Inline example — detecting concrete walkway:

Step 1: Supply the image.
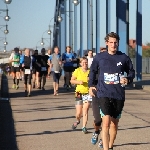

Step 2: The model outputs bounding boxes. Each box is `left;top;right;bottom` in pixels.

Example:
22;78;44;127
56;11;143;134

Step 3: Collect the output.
1;75;150;150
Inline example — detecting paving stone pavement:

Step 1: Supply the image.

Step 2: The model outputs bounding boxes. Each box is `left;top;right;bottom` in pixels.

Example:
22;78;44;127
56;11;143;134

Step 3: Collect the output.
4;76;150;150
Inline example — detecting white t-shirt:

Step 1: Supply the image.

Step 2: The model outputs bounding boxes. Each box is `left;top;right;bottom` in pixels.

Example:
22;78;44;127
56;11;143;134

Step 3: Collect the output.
87;56;93;69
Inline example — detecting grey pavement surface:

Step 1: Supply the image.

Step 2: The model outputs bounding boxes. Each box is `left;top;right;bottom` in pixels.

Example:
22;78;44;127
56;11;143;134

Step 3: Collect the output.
1;75;150;150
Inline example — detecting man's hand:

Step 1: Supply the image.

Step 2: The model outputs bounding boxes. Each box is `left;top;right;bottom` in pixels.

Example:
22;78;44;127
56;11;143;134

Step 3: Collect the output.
89;87;97;97
120;77;128;85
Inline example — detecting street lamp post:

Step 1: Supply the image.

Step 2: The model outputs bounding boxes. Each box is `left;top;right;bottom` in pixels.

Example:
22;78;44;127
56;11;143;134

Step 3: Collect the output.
47;25;52;49
0;24;9;34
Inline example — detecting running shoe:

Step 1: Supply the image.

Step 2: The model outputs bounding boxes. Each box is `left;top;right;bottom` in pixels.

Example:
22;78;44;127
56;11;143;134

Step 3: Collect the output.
12;84;16;89
98;139;103;149
91;131;99;145
82;127;88;134
28;93;31;97
16;85;19;90
33;84;35;88
25;90;28;97
72;121;80;130
42;87;45;90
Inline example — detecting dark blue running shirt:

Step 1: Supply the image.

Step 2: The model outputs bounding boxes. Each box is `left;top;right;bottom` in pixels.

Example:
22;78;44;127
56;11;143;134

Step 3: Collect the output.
88;51;135;100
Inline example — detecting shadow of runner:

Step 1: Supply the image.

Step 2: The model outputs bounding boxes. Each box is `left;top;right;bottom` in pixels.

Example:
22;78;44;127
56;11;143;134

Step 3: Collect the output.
0;74;18;150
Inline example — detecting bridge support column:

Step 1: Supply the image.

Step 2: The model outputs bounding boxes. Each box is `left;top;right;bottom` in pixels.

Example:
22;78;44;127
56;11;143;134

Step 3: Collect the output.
136;0;142;81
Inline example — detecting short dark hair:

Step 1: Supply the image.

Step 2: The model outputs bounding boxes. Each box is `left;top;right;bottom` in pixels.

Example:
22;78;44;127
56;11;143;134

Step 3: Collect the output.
41;48;45;51
66;46;71;49
104;32;120;42
14;47;19;51
88;49;93;53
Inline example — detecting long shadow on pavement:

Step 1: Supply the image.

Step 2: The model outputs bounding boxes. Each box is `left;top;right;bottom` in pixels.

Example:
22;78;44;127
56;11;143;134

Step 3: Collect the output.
0;75;18;150
16;128;93;137
9;87;74;98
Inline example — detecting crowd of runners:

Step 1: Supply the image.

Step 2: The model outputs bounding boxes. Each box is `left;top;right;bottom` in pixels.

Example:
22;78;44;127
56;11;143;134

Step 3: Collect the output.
8;32;135;150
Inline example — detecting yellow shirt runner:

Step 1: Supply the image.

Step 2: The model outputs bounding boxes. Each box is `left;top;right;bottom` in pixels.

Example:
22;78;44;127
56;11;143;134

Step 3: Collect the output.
72;67;90;94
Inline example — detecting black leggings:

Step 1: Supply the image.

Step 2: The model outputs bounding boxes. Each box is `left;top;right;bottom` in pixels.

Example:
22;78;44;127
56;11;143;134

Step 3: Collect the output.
24;74;32;85
92;96;102;126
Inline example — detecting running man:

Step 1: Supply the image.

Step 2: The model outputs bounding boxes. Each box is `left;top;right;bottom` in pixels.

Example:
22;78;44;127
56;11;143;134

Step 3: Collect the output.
62;46;76;90
89;32;135;150
9;47;20;89
21;48;33;96
71;57;92;134
48;46;62;95
37;48;49;90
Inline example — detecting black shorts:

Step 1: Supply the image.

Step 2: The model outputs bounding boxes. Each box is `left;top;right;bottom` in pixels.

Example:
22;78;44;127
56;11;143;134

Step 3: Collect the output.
35;67;41;73
32;68;36;74
39;71;47;77
99;97;125;119
11;66;20;73
92;96;102;126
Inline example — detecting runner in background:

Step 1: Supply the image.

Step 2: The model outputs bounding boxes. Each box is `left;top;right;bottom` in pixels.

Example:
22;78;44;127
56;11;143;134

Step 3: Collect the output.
46;49;52;78
19;50;24;81
9;47;20;89
87;50;94;69
37;48;49;90
32;50;39;88
62;46;76;90
21;48;33;97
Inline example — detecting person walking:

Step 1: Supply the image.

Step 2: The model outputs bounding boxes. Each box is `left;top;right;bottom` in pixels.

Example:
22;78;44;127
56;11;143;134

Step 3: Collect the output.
89;32;135;150
48;46;62;95
71;57;92;134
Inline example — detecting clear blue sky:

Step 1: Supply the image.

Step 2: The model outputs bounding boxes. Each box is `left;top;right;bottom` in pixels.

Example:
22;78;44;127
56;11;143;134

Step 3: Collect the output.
0;0;149;52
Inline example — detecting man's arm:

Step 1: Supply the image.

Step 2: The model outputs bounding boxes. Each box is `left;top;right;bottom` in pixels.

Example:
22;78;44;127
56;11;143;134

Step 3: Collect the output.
125;56;135;84
88;55;99;87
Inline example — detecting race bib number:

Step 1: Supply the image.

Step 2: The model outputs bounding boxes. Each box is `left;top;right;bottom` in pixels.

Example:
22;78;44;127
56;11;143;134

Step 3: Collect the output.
41;67;47;71
104;73;119;84
25;69;31;74
14;64;19;67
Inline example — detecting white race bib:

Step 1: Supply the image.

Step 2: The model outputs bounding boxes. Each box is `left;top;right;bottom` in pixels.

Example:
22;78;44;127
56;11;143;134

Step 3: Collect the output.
14;64;19;67
54;71;60;73
25;69;31;74
104;73;119;84
41;67;47;71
